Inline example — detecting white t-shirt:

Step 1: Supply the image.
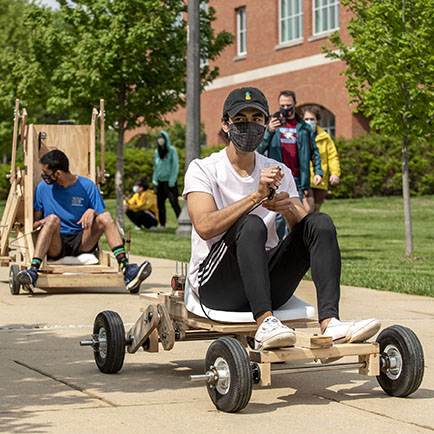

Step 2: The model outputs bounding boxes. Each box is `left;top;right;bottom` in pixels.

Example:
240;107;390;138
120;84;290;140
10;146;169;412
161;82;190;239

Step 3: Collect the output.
183;148;299;295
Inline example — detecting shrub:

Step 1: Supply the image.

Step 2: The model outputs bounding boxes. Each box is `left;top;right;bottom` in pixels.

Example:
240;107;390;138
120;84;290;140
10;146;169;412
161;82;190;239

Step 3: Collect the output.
331;134;434;198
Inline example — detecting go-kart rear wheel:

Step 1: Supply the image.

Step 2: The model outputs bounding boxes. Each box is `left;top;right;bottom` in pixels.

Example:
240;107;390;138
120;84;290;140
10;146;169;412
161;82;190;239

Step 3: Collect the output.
205;337;252;413
93;311;126;374
9;265;20;295
376;325;424;397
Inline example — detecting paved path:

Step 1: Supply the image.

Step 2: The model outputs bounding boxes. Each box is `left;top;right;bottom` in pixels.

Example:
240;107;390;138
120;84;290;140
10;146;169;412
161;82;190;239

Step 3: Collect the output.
0;256;433;433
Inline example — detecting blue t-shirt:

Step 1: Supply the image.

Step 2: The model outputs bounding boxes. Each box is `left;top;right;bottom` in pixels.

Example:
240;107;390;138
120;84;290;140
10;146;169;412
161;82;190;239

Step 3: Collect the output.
34;176;106;234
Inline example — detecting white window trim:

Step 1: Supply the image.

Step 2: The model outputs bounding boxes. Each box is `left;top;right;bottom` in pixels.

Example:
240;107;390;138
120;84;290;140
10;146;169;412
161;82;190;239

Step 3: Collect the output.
200;1;209;67
279;0;304;45
237;7;247;56
312;0;340;36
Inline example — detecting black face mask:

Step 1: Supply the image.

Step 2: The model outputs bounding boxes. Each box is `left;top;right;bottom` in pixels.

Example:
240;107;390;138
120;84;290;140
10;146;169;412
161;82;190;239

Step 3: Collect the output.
41;171;57;185
228;122;266;152
279;106;294;118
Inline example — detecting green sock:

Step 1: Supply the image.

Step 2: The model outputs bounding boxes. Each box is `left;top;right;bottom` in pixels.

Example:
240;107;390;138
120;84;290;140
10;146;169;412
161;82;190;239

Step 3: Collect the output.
112;245;129;273
30;258;42;271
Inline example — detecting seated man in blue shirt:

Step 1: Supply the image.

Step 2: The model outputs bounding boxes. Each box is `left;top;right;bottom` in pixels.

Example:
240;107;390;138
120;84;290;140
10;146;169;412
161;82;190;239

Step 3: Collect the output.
18;149;151;293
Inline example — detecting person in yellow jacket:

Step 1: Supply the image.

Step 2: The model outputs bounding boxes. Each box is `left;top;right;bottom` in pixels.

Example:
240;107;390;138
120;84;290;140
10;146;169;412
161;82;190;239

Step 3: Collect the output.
124;178;159;230
302;106;341;212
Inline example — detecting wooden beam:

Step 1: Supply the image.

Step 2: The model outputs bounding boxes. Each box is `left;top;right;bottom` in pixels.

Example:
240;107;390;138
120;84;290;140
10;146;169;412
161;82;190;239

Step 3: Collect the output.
250;342;380;363
36;272;124;288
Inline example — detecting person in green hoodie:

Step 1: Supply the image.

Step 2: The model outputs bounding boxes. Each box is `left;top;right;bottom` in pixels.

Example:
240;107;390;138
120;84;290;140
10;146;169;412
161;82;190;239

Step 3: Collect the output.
152;130;181;230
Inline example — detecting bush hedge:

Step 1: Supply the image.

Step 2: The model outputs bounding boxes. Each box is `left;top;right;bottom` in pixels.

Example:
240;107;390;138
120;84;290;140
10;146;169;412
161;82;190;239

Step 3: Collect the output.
1;132;432;200
331;134;434;198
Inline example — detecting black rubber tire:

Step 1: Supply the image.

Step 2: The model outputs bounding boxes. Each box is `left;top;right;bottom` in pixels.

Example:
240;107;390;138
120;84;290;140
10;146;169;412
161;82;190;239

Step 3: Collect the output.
9;265;20;295
376;325;424;397
93;311;126;374
205;337;252;413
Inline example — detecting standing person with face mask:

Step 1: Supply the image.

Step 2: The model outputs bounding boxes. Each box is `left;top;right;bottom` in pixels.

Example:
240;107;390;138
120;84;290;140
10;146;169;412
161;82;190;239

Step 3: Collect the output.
152;131;181;230
183;87;380;351
257;90;323;239
124;177;158;230
301;106;341;213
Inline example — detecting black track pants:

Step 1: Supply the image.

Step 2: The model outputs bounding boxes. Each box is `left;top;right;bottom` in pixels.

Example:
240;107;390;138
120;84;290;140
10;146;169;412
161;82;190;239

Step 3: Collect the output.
198;212;341;322
126;210;157;229
156;181;181;226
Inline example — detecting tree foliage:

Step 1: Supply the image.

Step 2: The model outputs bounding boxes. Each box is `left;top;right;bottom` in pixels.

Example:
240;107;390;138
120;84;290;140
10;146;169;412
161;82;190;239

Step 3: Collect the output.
323;0;434;256
324;0;434;137
1;0;233;227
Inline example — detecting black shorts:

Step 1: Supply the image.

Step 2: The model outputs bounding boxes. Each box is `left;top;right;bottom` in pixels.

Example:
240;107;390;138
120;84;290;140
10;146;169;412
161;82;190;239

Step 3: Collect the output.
48;232;98;260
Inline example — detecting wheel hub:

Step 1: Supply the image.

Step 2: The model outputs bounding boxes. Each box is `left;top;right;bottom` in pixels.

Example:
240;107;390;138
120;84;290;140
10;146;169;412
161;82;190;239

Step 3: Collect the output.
96;328;108;359
209;357;231;395
381;344;403;380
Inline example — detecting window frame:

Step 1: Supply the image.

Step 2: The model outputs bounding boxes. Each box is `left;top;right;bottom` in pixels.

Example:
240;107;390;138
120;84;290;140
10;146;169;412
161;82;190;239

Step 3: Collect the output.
313;0;340;36
237;6;247;56
200;1;209;67
279;0;304;45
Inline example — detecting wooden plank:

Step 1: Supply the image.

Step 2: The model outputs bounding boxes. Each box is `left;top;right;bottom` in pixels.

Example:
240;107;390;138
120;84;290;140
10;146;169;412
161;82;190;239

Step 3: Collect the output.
10;99;20;184
42;265;117;273
250;342;380;363
295;333;333;349
359;353;380;376
126;305;159;353
19;108;27;145
147;329;159;353
89;108;97;181
259;363;272;387
34;125;91;179
24;125;37;263
157;304;175;351
99;99;105;183
183;317;318;333
0;178;22;256
36;272;124;288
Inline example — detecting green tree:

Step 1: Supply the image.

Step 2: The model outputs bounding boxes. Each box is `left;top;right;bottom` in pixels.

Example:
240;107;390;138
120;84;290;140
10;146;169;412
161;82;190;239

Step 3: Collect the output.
324;0;434;257
11;0;233;228
0;0;29;158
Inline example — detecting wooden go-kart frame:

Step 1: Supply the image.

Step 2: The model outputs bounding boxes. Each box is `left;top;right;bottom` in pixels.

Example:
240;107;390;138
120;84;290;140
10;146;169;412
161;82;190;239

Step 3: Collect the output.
81;265;425;413
0;99;126;295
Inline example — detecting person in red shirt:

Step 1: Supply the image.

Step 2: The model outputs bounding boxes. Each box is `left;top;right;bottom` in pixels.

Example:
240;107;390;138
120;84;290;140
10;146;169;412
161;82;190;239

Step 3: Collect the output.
257;90;323;238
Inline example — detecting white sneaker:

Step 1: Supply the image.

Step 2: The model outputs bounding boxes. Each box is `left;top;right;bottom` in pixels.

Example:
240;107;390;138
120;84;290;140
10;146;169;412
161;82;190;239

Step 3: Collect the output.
254;316;296;350
323;317;381;344
134;226;141;231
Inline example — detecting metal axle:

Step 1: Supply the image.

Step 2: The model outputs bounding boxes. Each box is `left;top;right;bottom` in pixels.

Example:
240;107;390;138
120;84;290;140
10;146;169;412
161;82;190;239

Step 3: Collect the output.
190;361;366;383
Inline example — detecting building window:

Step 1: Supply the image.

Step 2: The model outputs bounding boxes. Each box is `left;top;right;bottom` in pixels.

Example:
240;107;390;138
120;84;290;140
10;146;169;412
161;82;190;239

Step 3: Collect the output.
280;0;303;43
200;1;209;67
320;108;336;137
298;104;336;137
237;7;247;56
313;0;339;35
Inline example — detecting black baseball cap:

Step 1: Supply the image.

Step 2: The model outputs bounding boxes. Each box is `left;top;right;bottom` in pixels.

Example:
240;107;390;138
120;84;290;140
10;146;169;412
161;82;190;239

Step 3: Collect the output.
223;87;269;119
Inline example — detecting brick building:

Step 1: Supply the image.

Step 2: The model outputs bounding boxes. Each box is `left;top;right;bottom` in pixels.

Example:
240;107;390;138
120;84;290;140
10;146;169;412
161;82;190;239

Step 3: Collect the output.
126;0;370;146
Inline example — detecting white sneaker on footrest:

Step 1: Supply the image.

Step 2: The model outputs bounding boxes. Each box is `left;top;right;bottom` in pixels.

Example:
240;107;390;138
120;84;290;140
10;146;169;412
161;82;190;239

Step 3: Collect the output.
254;316;296;350
323;317;381;344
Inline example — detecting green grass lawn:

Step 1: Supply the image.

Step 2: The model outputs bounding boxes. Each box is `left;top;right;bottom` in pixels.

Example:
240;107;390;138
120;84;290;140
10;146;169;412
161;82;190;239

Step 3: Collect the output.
104;196;434;297
320;196;434;297
3;195;432;296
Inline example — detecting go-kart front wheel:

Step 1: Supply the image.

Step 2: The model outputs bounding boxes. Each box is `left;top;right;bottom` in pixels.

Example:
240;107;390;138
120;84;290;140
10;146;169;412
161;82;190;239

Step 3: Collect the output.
93;310;126;374
205;337;252;413
376;325;424;397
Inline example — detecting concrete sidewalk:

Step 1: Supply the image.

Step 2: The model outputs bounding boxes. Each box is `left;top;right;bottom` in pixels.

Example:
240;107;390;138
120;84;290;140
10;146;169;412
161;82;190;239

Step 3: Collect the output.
0;256;433;433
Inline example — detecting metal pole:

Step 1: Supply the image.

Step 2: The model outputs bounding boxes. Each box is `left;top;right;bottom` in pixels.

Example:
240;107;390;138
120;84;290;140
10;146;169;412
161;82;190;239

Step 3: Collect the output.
176;0;201;237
